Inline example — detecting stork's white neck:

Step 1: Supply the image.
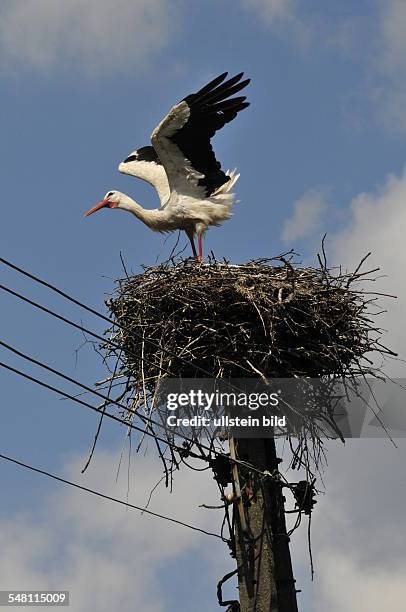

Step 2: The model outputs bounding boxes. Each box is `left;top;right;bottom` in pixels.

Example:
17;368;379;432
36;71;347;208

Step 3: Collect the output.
117;193;143;215
116;192;161;229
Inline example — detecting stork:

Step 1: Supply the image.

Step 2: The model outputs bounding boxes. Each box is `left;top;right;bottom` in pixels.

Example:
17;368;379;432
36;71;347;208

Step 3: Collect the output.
85;72;250;261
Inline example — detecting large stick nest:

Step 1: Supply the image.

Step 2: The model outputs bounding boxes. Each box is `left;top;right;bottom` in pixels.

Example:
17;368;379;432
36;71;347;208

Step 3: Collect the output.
105;254;391;385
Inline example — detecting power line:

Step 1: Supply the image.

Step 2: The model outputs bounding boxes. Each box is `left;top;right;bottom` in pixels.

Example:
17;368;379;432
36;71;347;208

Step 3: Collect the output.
0;284;177;380
0;351;269;478
0;256;216;379
0;340;206;461
0;359;208;464
0;451;223;540
1;282;247;411
0;258;247;398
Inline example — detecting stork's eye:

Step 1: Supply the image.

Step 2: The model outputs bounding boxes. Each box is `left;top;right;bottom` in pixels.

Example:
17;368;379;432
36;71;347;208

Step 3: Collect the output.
107;191;114;198
123;154;137;163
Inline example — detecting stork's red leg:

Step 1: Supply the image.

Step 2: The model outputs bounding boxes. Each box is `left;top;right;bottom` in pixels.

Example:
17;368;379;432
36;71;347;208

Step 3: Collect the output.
197;235;203;263
189;235;198;258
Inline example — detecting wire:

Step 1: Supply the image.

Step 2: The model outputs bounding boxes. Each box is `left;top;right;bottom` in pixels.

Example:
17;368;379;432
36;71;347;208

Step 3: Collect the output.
0;339;180;442
0;256;217;379
0;258;251;403
0;284;177;380
0;351;270;478
1;336;226;462
0;451;223;540
0;357;200;461
1;282;252;438
1;282;249;400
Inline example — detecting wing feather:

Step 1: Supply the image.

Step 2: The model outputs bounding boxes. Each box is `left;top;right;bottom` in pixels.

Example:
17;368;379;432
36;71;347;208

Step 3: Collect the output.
118;146;170;206
151;72;250;198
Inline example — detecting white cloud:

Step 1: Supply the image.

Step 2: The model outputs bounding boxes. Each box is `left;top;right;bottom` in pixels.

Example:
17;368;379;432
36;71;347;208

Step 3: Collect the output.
0;0;174;75
241;0;295;23
282;189;328;243
380;0;406;74
290;438;406;611
238;2;406;131
368;1;406;131
330;165;406;372
241;0;314;47
0;450;225;611
239;1;365;53
315;552;406;612
284;167;406;370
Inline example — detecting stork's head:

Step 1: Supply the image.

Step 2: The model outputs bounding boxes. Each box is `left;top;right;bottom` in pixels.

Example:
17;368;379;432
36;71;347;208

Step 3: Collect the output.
84;191;122;217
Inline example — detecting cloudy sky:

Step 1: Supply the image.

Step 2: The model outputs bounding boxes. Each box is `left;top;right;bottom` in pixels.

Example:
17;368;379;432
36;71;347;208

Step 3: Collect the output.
1;1;406;610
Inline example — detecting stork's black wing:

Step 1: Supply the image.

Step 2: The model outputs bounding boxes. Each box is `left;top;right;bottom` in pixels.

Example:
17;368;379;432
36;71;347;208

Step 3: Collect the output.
151;72;250;198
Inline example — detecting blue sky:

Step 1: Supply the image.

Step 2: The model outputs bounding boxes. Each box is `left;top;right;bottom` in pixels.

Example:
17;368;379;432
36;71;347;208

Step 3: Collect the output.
1;1;406;610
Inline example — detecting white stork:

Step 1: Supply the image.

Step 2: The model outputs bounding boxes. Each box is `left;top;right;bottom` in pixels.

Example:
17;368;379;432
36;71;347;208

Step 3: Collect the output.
85;72;250;261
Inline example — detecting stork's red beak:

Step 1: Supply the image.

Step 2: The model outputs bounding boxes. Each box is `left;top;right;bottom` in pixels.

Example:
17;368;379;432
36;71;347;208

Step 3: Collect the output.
84;199;110;217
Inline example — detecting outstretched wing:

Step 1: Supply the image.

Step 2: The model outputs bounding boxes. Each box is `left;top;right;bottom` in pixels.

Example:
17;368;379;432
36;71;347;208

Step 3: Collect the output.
118;146;171;206
151;72;250;198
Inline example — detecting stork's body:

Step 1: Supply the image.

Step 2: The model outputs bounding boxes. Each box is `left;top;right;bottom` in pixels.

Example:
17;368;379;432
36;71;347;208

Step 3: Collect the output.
85;72;250;260
100;172;238;258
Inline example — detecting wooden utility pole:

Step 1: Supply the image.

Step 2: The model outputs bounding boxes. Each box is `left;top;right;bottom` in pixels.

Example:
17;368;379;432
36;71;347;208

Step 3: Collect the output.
232;437;299;612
